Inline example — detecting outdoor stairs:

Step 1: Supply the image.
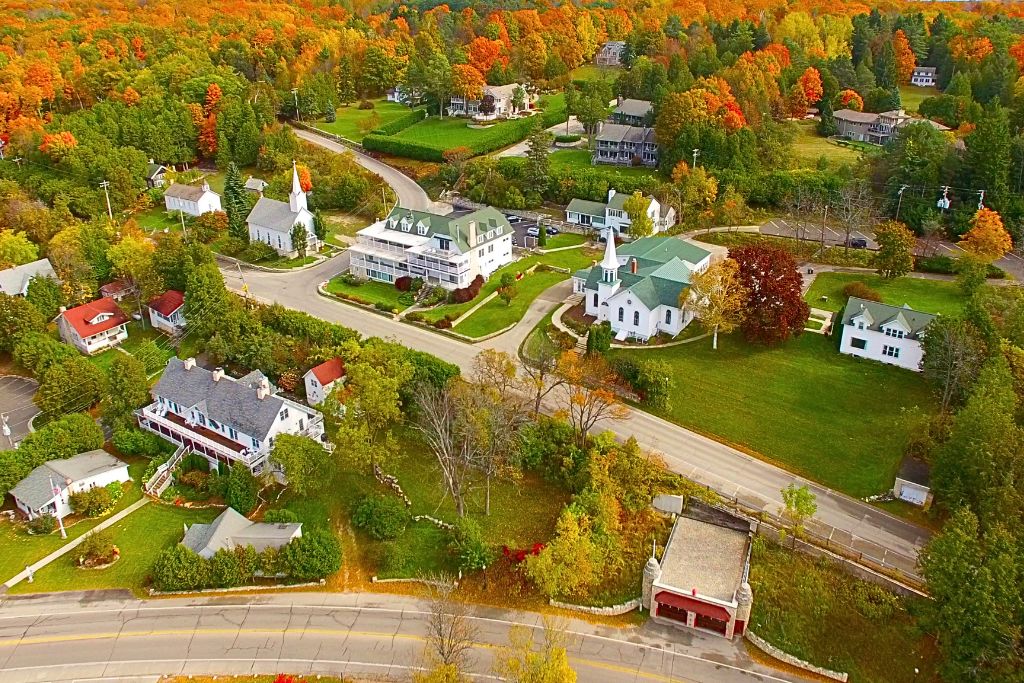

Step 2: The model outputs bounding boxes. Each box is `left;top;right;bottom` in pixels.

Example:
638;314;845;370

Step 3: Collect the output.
144;445;186;498
575;332;588;354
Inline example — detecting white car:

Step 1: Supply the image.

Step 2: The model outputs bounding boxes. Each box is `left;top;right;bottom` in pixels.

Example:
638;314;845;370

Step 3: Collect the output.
506;214;521;223
526;226;540;237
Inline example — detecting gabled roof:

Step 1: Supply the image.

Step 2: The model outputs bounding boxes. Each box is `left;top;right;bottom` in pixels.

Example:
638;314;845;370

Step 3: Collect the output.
10;450;127;512
244;177;268;192
60;297;129;338
841;297;937;337
618;236;710;267
181;507;301;559
577;237;711;309
913;66;937;75
164;182;217;202
146;162;167;179
100;278;134;298
614;99;653;118
596;123;655;144
0;258;57;296
307;357;345;386
566;198;609;217
152;357;286;440
378;206;511;253
833;109;878;124
148;290;185;317
247;195;303;232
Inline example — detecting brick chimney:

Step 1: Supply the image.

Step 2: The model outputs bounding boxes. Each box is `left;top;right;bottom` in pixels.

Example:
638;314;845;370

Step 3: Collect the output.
212;367;224;382
468;220;478;248
631;258;638;274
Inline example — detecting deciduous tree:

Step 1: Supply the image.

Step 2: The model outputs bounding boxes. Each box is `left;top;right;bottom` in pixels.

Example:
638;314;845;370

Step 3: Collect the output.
270;434;333;496
554;351;628;448
0;230;38;268
102;353;150;432
730;245;809;345
921;317;987;413
959;207;1012;262
622;191;653;238
684;258;747;349
494;618;577;683
874;221;916;279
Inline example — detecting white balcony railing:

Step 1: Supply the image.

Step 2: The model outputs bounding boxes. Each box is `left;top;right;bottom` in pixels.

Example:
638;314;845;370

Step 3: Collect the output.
137;405;265;467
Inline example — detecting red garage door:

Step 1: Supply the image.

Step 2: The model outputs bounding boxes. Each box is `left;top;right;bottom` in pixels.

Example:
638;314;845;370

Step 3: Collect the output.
655;592;731;623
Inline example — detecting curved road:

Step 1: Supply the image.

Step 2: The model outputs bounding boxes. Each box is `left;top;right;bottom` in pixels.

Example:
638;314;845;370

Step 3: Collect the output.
0;592;797;683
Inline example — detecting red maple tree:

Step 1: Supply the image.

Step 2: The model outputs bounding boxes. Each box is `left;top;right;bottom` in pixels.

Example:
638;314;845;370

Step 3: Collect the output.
730;244;809;345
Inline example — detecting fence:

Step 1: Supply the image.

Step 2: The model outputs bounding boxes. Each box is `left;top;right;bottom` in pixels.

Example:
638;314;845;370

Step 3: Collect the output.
288;120;365;152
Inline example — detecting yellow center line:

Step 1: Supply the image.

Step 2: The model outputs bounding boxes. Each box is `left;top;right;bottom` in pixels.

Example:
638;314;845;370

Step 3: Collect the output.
0;628;694;682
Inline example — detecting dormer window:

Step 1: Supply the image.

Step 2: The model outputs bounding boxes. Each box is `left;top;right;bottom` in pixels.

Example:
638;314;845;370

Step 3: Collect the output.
88;313;111;324
401;219;411;232
417;222;428;235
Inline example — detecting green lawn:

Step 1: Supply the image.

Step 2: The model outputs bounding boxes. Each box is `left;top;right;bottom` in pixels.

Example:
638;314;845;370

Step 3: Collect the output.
609;333;937;497
805;273;966;317
750;538;937;683
455;270;567;338
548;149;659;178
570;64;622;82
791;120;865;168
134;206;183;234
86;323;175;374
899;85;940;114
395;94;565;153
316;99;412;141
10;503;220;594
543;233;587;249
324;277;409;311
0;459;146;586
323;211;371;247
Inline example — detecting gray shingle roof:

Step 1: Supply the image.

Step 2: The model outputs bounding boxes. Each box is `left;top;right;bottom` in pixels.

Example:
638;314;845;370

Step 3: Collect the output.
244;177;268;192
247;196;301;232
10;450;127;512
152;358;284;441
898;456;931;487
614;99;653;118
0;258;58;297
164;182;216;202
833;109;879;124
181;507;302;559
841;297;937;337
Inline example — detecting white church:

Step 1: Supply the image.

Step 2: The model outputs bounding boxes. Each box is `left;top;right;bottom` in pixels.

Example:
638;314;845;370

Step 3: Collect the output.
245;161;320;257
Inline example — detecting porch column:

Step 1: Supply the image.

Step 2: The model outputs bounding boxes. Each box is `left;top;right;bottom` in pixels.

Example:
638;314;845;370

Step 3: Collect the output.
686;611;696;629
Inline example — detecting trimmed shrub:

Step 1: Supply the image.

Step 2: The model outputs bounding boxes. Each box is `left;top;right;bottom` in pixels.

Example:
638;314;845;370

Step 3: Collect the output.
226;462;259;515
842;282;882;302
27;514;57;534
240;241;278;264
395;276;412;291
353;494;411;540
280;529;343;580
113;428;172;456
264;509;300;523
410;277;425;292
371;108;427;136
70;486;114;517
554;133;581;143
586;321;612;354
398;292;416;306
152;545;210;591
451;274;485;304
357;99;375;110
915;255;1005;279
433;316;453;329
362;134;445;162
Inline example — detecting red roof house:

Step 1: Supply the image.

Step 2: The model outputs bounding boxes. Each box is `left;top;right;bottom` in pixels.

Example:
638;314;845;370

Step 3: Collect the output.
57;297;130;355
303;358;346;406
147;290;186;334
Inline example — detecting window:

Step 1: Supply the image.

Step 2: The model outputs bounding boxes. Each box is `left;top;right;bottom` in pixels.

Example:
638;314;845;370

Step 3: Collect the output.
418;225;428;235
488;244;494;253
665;309;672;325
883;345;901;358
277;235;282;248
592;293;598;307
298;418;305;431
633;311;640;326
618;307;624;322
857;322;865;330
228;427;237;440
279;407;289;420
884;328;906;339
850;337;867;350
478;249;484;257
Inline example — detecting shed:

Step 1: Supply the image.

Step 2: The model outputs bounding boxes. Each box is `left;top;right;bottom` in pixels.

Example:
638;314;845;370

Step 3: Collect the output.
892;456;932;507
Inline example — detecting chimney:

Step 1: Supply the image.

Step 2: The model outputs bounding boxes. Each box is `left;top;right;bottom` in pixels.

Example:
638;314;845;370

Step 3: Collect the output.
212;367;224;382
148;158;154;164
201;181;210;192
58;305;67;314
617;95;623;106
256;377;271;400
608;188;616;200
468;221;478;248
631;257;638;274
183;357;196;371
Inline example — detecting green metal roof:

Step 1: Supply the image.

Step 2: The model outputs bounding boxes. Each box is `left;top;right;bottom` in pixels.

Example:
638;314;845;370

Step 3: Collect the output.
566;198;609;217
618;236;711;266
841;296;937;337
381;206;510;252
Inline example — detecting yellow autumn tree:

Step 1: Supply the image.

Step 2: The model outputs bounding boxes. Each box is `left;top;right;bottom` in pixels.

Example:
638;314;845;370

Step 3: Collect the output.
684;258;747;350
960;207;1013;262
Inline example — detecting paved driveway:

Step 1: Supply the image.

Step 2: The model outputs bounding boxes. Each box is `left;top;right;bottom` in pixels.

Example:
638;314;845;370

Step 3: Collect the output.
0;376;38;447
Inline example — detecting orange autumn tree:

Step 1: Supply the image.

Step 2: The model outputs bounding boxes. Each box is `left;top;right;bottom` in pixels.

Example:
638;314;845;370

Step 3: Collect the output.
789;66;823;117
203;82;222;115
452;64;485;101
1011;37;1024;72
122;86;140;107
893;30;916;83
959;207;1013;262
950;35;994;64
837;89;864;111
38;131;77;160
297;164;313;192
197;114;218;157
656;76;746;145
467;36;506;75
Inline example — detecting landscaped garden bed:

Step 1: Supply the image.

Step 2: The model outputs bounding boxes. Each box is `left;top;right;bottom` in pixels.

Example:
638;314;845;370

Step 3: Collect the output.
324;275;410;313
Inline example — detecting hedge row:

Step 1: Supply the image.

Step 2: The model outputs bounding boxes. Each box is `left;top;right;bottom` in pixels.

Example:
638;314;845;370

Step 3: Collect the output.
915;254;1006;279
371;108;427;136
364;104;568;162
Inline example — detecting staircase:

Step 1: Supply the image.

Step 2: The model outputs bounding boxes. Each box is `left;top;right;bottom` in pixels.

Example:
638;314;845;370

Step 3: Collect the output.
145;445;187;498
575;332;589;354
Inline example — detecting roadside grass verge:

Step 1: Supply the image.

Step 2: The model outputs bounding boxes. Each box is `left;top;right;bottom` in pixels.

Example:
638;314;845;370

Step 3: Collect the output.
454;270;567;338
315;99;411;141
324;278;409;312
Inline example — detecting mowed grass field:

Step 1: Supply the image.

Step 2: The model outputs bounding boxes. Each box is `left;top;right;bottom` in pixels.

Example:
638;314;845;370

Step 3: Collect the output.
806;272;966;317
316;99;412;141
547;149;661;178
899;84;941;113
609;333;937;497
791;120;866;167
455;270;567;338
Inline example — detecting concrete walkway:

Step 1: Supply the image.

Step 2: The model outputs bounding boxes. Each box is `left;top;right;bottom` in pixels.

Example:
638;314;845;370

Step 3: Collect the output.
3;498;150;589
496;115;585;157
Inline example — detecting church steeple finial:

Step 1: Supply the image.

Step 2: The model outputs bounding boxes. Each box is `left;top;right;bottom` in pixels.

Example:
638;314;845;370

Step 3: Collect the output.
600;227;619;283
289;159;307;213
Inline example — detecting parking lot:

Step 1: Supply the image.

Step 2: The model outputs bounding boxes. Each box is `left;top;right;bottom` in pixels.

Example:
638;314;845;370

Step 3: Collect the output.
0;375;39;447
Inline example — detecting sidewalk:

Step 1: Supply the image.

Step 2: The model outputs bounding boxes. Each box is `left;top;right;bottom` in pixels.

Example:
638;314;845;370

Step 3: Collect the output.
3;498;150;589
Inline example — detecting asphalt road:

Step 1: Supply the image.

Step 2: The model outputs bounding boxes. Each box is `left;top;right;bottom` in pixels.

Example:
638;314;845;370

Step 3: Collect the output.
0;376;38;446
224;257;930;564
0;592;800;683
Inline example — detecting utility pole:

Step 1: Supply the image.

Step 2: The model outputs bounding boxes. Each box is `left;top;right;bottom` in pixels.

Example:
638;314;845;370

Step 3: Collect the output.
236;262;249;299
1;413;12;448
692;148;700;168
49;475;67;539
977;190;985;210
179;210;188;242
895;185;908;221
99;180;113;220
821;203;829;251
291;88;301;122
0;139;5;160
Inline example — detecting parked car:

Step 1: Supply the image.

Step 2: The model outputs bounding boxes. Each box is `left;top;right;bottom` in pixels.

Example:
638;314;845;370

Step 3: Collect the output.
847;237;868;249
545;226;560;236
526;226;540;237
505;214;521;223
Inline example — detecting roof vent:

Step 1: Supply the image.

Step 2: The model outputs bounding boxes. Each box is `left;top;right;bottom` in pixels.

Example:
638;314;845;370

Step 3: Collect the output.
212;367;224;382
183;357;196;371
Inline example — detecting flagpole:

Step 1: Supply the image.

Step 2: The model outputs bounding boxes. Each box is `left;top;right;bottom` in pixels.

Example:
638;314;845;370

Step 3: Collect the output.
50;475;67;539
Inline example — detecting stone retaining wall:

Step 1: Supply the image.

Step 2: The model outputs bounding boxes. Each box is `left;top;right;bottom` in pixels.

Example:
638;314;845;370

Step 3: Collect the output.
149;579;325;596
548;597;640;616
371;576;458;588
745;631;849;682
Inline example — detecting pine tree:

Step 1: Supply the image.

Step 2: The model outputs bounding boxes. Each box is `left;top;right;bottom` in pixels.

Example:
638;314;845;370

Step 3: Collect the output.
215;132;232;170
223;163;249;243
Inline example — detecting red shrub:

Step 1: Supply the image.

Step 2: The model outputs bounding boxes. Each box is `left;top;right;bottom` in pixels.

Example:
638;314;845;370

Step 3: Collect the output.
434;317;453;329
395;276;412;292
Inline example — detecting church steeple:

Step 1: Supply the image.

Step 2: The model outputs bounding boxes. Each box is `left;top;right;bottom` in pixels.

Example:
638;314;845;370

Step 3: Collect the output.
289;160;307;213
600;227;619;283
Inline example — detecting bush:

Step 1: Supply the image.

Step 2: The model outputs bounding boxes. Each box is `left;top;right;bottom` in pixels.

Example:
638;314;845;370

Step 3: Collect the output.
915;255;1005;279
554;133;582;143
113;428;171;456
586;321;611;354
209;548;244;587
422;286;447;306
240;241;278;264
280;529;343;580
78;530;116;566
264;509;299;523
395;276;412;291
177;470;210;493
398;292;416;306
352;494;411;540
362;134;445;162
216;235;249;257
374;302;397;313
226;462;259;515
371;108;427;136
433;316;453;329
180;452;210;473
70;486;114;517
410;277;425;292
613;357;674;409
152;545;210;591
106;481;124;505
340;272;365;286
451;274;485;304
448;517;492;572
27;514;56;534
842;281;882;302
357;99;375;110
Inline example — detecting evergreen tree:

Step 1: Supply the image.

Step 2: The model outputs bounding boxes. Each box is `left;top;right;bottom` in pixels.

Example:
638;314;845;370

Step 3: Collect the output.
964;103;1012;204
817;95;837;136
873;41;898;90
232;104;261;166
523;123;553;200
313;210;327;242
223;162;249;242
215;132;232;170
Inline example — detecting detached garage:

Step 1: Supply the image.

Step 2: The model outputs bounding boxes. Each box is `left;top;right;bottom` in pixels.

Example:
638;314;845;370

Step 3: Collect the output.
892;456;933;508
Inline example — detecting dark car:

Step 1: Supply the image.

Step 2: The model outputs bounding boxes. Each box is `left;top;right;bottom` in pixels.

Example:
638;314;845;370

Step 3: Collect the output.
545;226;560;236
847;237;868;249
